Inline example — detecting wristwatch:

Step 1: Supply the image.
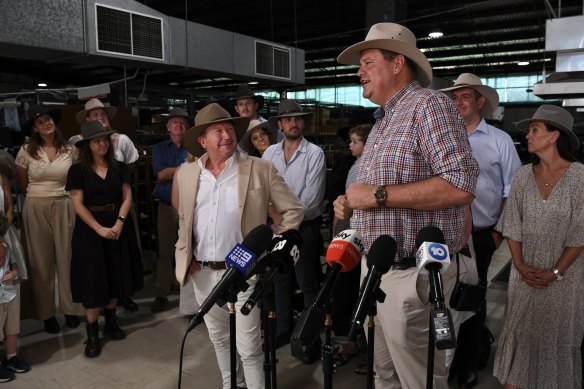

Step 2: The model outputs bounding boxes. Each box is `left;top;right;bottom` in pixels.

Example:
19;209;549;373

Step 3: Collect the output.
552;267;563;281
374;185;387;207
117;215;126;223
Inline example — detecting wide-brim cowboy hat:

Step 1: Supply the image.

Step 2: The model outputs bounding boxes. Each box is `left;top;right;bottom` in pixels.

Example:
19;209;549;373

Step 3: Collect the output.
337;23;433;88
440;73;499;118
162;107;194;127
238;120;275;154
185;103;250;157
515;104;580;151
267;99;313;129
232;84;265;110
74;120;115;147
75;98;117;124
22;105;61;135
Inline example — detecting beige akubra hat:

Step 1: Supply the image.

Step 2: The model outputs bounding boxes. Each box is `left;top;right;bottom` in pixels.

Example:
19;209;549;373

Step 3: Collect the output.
440;73;499;118
337;22;433;87
184;103;250;157
75;98;117;124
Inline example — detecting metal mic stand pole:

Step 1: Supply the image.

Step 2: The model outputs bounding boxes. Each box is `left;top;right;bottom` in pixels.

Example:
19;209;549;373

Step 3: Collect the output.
227;286;239;389
426;281;438;389
322;295;336;389
261;278;278;389
366;302;377;389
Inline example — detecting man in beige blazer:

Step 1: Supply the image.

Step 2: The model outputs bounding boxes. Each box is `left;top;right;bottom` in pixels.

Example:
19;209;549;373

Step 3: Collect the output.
174;103;303;389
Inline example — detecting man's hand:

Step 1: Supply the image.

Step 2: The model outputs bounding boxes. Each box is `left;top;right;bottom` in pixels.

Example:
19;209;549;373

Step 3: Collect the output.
345;183;378;210
333;195;352;221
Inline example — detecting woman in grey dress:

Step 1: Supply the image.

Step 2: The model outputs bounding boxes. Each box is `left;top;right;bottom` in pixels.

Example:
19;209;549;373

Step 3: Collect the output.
494;105;584;389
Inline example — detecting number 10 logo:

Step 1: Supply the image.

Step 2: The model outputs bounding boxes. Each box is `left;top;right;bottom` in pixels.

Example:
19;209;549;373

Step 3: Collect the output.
428;243;448;260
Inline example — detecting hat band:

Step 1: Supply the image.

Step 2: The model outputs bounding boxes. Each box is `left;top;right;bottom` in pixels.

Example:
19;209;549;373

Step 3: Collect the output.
279;110;305;116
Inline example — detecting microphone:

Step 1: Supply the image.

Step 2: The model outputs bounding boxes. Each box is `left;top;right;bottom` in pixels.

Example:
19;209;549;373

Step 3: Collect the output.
348;235;396;341
187;224;273;332
414;226;456;350
292;229;364;345
240;229;302;315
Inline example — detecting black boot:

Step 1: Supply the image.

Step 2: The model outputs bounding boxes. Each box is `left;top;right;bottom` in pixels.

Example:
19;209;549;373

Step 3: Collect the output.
104;308;126;340
84;321;101;358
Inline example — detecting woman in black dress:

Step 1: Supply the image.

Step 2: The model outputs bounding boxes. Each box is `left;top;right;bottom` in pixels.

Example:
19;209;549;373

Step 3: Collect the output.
66;121;143;358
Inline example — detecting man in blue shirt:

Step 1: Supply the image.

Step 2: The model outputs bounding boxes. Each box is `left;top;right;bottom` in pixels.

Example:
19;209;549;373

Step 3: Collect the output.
263;99;326;353
150;107;191;313
441;73;521;387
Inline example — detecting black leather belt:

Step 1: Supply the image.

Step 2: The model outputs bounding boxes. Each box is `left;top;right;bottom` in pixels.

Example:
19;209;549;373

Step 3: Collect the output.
474;224;495;232
196;261;227;270
87;203;118;212
392;257;417;270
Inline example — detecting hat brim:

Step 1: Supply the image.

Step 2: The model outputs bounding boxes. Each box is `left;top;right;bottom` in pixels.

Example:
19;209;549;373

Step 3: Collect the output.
440;84;499;118
233;95;265;111
516;118;580;151
162;115;194;127
22;109;61;135
74;130;116;147
267;112;312;129
238;122;275;154
184;117;251;157
337;39;433;88
75;106;117;124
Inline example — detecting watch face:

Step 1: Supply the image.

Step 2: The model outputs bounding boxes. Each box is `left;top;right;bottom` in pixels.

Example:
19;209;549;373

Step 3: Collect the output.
375;186;385;201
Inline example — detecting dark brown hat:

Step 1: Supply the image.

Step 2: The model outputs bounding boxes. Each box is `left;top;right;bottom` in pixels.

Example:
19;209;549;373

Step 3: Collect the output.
268;99;312;129
74;120;115;147
22;105;61;134
232;84;265;110
162;107;194;127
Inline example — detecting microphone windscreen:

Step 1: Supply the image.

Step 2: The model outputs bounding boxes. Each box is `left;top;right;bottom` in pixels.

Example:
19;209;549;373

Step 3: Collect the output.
366;235;396;274
415;226;445;249
242;224;274;255
326;229;364;272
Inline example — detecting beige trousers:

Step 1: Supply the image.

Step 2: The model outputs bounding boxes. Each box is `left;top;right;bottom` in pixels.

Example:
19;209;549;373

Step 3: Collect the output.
367;260;458;389
20;197;83;320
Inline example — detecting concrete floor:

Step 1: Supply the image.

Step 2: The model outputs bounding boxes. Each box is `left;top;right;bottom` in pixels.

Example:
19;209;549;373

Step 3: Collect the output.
4;244;511;388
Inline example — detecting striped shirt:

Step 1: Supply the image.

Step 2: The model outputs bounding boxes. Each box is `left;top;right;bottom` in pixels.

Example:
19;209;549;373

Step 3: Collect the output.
351;81;479;259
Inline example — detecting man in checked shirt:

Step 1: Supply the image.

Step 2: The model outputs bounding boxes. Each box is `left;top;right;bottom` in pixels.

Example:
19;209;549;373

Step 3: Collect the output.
334;23;479;389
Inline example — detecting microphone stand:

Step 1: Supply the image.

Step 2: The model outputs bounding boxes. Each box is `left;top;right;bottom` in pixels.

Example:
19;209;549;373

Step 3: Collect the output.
426;268;456;389
366;302;377;389
365;288;385;389
261;277;278;389
228;286;239;389
227;281;250;389
321;295;337;389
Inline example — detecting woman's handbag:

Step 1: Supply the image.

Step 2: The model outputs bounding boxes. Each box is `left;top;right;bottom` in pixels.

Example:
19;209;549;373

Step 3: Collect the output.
449;249;486;312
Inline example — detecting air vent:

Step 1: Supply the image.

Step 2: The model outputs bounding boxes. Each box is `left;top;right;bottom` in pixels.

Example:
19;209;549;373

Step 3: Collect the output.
256;41;291;79
95;4;164;61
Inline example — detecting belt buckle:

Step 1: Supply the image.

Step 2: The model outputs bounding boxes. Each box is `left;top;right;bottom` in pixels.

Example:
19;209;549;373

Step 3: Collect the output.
106;203;115;212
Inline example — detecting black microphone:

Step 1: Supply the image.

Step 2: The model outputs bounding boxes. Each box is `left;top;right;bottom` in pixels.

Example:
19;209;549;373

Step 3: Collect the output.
292;229;364;345
414;226;456;350
348;235;396;341
187;224;273;332
240;229;302;315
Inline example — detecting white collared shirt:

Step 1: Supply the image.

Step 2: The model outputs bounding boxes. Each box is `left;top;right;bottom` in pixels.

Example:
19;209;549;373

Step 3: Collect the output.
192;153;242;262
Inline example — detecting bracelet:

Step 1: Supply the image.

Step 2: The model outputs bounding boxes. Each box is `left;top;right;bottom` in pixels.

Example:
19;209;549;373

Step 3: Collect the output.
117;215;126;223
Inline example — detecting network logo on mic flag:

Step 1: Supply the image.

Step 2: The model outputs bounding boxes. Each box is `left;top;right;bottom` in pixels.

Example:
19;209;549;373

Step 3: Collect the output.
226;243;257;272
416;241;450;275
326;229;364;272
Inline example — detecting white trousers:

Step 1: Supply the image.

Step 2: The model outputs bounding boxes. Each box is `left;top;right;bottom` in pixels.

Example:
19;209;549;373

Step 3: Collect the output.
190;268;264;389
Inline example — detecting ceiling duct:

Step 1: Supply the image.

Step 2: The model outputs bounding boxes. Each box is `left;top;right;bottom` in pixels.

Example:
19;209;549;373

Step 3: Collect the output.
255;41;291;80
533;15;584;99
95;4;164;61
